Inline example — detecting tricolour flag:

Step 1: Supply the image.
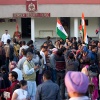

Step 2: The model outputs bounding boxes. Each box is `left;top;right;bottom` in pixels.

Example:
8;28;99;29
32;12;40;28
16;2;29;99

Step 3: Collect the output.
81;13;88;44
56;18;68;40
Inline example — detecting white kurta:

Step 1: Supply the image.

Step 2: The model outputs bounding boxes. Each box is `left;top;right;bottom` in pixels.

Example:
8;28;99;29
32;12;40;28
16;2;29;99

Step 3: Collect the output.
17;56;27;70
69;96;89;100
40;50;46;64
12;68;23;81
13;89;28;100
23;61;37;100
1;33;11;44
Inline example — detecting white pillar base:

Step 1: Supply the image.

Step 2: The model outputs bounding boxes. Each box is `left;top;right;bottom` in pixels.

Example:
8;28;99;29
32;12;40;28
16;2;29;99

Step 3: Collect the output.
74;18;78;41
31;18;35;42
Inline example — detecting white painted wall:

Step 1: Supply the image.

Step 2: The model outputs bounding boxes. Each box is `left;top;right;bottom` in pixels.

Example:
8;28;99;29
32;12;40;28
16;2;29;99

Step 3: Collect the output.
0;18;21;38
0;17;99;40
70;18;74;37
34;17;57;38
0;5;100;17
86;17;99;37
70;17;99;38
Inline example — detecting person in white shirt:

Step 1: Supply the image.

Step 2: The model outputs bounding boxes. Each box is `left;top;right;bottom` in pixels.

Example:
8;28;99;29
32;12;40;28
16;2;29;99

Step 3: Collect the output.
19;41;29;56
12;80;28;100
17;49;27;71
40;45;47;65
9;61;23;81
1;30;11;44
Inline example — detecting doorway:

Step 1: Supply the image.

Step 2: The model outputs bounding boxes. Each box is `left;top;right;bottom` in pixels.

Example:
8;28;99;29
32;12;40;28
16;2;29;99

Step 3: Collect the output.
21;18;31;38
60;17;70;38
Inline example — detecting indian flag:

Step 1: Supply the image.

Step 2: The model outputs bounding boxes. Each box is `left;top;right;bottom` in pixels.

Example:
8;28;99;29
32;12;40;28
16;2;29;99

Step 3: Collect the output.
81;13;88;44
56;18;68;40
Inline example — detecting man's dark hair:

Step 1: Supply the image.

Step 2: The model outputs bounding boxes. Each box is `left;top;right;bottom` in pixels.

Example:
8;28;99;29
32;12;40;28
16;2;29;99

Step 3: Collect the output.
19;41;23;46
73;37;77;40
9;71;18;80
57;49;63;56
19;80;27;86
13;38;17;43
40;45;45;49
84;58;90;65
21;49;27;55
27;40;33;46
43;42;48;46
88;44;92;48
68;52;74;59
91;45;96;50
48;44;55;49
47;36;51;40
22;41;26;45
36;51;42;59
61;47;66;53
13;80;27;93
40;45;48;50
7;39;11;44
43;70;52;80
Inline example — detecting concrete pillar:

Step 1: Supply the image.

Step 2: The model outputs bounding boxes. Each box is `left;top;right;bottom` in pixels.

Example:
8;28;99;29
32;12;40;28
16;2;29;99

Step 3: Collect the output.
98;17;100;41
31;18;35;42
74;18;78;40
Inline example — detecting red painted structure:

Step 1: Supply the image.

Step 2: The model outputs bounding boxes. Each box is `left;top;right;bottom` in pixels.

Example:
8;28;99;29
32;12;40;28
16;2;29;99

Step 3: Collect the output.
0;0;100;5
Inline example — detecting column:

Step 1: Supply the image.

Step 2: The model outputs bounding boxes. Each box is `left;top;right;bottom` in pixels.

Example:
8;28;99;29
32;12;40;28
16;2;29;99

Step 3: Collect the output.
74;18;78;40
31;18;35;42
98;17;100;40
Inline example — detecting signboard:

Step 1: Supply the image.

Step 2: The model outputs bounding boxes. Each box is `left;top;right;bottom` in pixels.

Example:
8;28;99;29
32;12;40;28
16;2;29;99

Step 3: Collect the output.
39;0;100;4
26;0;37;12
13;13;50;18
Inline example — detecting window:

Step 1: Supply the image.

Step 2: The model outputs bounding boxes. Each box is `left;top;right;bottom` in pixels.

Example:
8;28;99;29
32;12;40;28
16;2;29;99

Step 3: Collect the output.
0;19;5;23
8;19;16;22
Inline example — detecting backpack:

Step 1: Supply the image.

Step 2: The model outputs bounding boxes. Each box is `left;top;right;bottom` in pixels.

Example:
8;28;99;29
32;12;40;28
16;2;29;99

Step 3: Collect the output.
9;45;14;61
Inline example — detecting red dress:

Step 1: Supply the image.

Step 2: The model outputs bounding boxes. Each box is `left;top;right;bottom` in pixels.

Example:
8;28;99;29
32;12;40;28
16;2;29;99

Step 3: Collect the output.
0;80;19;100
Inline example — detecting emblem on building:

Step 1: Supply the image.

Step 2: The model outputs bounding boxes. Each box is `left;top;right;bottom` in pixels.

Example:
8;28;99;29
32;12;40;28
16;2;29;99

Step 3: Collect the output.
26;0;37;12
28;3;35;12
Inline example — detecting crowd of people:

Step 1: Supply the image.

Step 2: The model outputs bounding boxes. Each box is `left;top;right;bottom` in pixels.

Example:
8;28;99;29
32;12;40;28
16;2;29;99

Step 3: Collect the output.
0;30;100;100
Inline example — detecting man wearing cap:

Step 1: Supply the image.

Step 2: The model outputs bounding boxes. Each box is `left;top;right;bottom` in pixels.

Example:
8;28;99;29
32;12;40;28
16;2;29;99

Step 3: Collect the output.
1;30;11;45
65;71;89;100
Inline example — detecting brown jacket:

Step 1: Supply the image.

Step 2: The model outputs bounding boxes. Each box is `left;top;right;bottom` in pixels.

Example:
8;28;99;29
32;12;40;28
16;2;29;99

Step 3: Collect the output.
4;44;10;57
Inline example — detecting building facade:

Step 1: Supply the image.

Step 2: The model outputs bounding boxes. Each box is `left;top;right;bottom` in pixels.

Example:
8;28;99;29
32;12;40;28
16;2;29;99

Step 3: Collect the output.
0;0;100;41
